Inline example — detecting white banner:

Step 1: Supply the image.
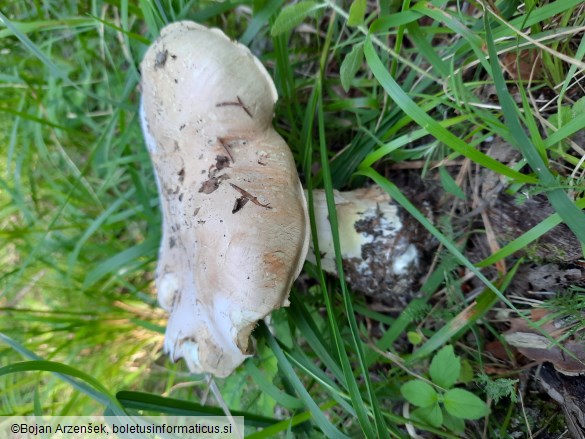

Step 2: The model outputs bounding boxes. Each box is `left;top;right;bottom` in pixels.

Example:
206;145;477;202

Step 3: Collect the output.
0;416;245;439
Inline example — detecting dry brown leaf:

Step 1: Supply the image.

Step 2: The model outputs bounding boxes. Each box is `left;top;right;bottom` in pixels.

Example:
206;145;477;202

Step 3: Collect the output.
504;312;585;375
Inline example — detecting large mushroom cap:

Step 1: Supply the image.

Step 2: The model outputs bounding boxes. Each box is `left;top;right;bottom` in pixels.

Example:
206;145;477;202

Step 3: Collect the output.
140;21;310;377
143;21;277;139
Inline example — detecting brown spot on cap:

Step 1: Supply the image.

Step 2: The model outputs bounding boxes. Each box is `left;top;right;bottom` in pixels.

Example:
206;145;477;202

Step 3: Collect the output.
198;174;230;194
215;155;230;171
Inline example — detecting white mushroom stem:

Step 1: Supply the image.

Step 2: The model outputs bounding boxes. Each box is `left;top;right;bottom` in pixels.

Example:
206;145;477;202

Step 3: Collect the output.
307;187;420;301
140;22;421;377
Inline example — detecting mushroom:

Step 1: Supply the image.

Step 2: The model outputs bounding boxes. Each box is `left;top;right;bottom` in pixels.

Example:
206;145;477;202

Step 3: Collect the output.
140;21;310;377
140;22;423;377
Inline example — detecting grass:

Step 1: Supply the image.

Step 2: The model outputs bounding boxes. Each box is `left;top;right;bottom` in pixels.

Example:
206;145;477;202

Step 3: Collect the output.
1;0;584;437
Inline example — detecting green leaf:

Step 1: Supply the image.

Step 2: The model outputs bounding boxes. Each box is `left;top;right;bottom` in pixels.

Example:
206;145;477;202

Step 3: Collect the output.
412;403;443;428
401;380;438;408
271;1;322;36
572;97;585;116
442;410;466;434
340;43;363;92
348;0;366;27
443;388;489;420
439;166;466;200
429;345;460;389
458;360;474;385
407;331;423;345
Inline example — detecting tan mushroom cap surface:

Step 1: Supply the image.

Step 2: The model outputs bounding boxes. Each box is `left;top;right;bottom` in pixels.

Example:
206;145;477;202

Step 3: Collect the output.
140;21;310;377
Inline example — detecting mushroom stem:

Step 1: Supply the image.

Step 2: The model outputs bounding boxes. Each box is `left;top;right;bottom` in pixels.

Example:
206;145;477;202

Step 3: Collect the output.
307;187;422;302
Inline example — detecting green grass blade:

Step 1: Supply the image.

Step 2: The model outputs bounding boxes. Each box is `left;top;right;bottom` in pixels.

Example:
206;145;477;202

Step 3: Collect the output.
365;298;427;366
483;10;585;247
0;361;113;402
240;0;284;45
289;295;346;385
244;362;304;410
67;194;130;276
258;323;351;438
556;28;585;105
0;12;130;108
0;17;95;38
0;334;108;407
405;22;448;76
271;1;325;36
476;197;585;267
360;115;468;168
363;37;536;184
499;0;585;39
317;87;390;439
407;261;520;363
280;346;357;416
245;408;315;439
544;113;585;148
0;343;125;416
83;234;159;288
116;390;275;428
369;10;421;33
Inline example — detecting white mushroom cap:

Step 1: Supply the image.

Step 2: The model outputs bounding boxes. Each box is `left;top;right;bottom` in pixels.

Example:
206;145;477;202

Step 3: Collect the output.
140;21;310;377
142;22;278;141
